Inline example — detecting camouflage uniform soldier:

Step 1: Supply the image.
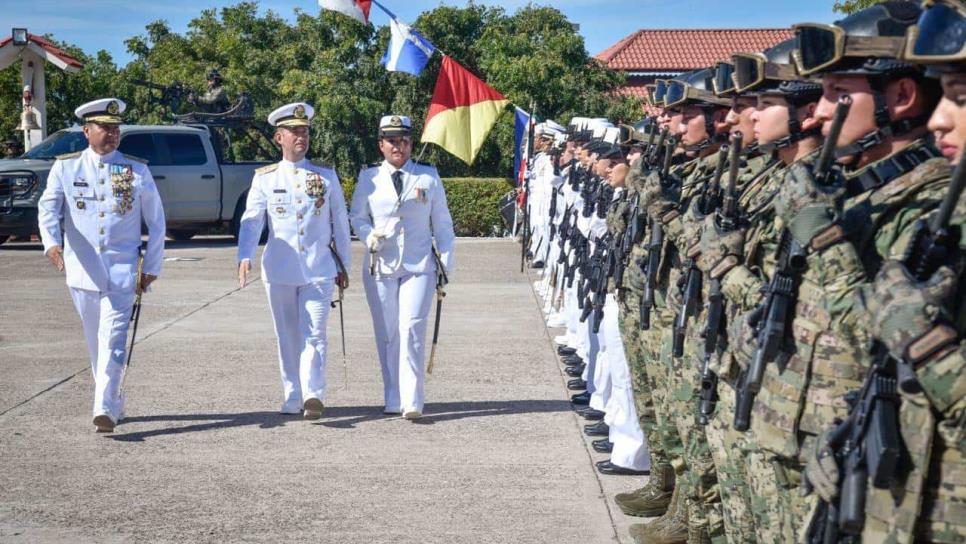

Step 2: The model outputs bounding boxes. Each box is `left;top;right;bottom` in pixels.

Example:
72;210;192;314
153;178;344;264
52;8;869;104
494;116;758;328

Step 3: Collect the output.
734;3;946;541
695;39;826;543
633;68;733;544
804;2;966;542
617;113;681;519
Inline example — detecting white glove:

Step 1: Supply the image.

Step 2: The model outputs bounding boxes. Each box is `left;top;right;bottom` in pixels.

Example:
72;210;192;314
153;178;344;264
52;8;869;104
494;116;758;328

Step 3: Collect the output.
366;229;386;253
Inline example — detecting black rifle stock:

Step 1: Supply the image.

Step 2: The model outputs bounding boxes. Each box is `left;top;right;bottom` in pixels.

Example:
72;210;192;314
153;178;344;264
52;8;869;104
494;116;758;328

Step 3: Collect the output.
734;102;851;432
734;230;805;432
639;217;664;331
698;277;725;425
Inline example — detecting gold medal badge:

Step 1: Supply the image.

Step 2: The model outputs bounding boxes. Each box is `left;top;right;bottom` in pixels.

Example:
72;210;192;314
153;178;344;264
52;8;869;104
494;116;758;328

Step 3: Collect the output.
305;172;327;209
294;105;306;119
110;164;135;214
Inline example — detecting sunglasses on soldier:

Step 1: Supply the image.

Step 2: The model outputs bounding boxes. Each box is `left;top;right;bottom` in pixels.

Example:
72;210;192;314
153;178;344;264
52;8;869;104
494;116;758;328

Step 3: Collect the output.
792;22;906;76
904;0;966;64
731;52;799;93
713;62;736;96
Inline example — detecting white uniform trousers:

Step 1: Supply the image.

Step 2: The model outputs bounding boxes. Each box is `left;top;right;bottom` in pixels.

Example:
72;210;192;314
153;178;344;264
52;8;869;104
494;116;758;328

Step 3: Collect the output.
579;304;600;397
588;308;613;413
363;272;435;413
264;280;334;412
601;295;649;471
69;288;135;421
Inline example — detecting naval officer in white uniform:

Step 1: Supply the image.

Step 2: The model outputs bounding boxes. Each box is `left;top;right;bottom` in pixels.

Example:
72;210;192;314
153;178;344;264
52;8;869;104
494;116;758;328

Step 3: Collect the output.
350;115;455;420
37;98;166;432
237;102;352;420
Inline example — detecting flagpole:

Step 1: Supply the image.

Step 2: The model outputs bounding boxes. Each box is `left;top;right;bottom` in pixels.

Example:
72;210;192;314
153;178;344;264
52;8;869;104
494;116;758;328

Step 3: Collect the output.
370;0;397;20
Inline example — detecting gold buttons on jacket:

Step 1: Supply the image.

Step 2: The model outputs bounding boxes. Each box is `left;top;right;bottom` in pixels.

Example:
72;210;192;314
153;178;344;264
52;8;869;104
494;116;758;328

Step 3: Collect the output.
297;213;303;220
299;229;304;235
99;228;105;235
99;212;105;218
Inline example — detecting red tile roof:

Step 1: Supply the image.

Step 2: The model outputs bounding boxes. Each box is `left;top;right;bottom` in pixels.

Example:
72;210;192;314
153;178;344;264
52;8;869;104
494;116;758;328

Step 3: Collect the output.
0;33;83;70
596;29;792;72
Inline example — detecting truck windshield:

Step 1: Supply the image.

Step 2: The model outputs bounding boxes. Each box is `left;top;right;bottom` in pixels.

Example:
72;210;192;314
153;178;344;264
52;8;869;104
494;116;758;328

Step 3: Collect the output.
21;131;89;160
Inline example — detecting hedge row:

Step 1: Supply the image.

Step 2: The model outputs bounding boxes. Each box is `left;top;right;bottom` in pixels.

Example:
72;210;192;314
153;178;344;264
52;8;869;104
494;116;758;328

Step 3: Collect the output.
341;177;513;237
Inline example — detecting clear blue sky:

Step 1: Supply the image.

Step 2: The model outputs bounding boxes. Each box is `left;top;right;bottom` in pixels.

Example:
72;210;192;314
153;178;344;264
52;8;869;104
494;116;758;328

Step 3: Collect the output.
8;0;840;65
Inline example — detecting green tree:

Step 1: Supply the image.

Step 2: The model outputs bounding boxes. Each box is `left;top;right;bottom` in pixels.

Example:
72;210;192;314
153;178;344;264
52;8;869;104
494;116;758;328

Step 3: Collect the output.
832;0;882;15
2;2;640;181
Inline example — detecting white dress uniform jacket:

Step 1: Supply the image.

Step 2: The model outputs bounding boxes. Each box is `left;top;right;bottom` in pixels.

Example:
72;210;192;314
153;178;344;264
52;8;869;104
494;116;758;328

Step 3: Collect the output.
237;158;352;412
237;159;351;284
350;159;455;414
38;148;166;292
350;160;455;277
37;147;166;422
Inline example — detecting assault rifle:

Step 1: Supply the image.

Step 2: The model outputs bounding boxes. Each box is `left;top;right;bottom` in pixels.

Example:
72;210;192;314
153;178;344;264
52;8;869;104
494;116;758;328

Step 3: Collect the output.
697;133;744;424
639;217;664;331
806;360;902;542
734;104;851;431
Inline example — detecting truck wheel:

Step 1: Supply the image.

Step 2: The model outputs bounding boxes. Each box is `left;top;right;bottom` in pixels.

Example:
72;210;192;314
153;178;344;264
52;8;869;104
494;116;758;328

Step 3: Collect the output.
0;235;9;246
167;229;198;241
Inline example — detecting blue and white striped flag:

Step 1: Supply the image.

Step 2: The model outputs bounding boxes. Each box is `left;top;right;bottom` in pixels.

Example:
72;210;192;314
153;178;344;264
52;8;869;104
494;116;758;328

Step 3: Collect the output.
381;19;436;76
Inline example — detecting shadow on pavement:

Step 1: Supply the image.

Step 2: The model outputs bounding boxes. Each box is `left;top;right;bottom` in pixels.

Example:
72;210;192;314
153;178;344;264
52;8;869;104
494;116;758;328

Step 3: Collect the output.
110;399;572;440
110;410;298;442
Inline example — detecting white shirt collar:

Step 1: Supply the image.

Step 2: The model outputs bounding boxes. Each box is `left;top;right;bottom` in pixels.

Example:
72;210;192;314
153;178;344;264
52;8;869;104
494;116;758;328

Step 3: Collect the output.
84;147;119;164
280;157;308;170
383;159;413;175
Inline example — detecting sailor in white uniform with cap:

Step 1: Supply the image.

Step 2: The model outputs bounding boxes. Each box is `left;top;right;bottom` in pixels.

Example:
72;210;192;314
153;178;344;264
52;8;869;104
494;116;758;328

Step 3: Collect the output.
350;115;455;420
37;98;166;432
237;102;352;419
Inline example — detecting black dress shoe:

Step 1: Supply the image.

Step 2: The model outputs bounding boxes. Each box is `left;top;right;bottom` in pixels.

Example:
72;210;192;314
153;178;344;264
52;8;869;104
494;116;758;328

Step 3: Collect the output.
564;364;585;377
577;407;605;420
567;378;587;391
596;460;650;476
557;346;577;356
571;391;591;405
592;439;614;453
561;354;583;365
584;421;609;436
531;260;545;269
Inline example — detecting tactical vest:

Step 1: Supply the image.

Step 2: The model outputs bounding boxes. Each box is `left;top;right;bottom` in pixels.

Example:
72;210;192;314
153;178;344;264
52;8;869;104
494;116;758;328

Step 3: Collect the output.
752;143;945;460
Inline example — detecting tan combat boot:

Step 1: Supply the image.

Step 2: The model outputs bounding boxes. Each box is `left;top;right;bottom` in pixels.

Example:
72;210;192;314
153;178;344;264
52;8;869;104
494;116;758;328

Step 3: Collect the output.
615;464;675;517
628;483;688;544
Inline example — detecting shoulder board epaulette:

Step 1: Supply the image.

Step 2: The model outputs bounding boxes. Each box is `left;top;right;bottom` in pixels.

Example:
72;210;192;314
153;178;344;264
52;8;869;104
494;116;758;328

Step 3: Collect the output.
255;163;279;175
369;162;382;168
56;151;82;160
413;160;434;167
310;160;334;170
122;153;149;165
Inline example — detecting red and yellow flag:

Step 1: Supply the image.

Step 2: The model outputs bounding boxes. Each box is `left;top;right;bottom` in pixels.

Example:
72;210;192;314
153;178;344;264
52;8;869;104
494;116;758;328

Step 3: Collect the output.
422;55;510;164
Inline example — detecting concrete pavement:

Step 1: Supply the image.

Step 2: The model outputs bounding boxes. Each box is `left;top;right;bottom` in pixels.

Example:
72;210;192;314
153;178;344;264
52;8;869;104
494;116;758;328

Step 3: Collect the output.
0;237;646;544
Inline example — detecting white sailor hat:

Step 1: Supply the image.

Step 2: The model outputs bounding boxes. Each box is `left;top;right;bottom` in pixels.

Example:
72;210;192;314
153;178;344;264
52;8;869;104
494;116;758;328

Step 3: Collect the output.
268;102;314;128
379;115;412;137
74;98;126;125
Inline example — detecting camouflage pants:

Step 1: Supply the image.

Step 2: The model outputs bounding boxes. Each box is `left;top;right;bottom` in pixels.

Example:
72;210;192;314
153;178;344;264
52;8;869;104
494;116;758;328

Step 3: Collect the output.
663;325;723;540
619;300;669;470
746;446;814;543
637;309;684;468
705;382;756;543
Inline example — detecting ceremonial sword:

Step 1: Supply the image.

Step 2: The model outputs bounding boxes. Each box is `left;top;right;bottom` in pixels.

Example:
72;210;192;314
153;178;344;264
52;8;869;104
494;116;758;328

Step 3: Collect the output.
426;246;449;375
120;245;145;395
330;242;349;388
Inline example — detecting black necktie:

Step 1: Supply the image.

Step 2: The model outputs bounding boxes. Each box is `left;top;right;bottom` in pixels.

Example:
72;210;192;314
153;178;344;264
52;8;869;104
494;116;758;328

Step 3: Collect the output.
392;171;403;196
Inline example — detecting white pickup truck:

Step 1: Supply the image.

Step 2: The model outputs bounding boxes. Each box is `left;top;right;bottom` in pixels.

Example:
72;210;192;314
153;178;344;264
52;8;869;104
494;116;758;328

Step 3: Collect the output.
0;124;274;243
